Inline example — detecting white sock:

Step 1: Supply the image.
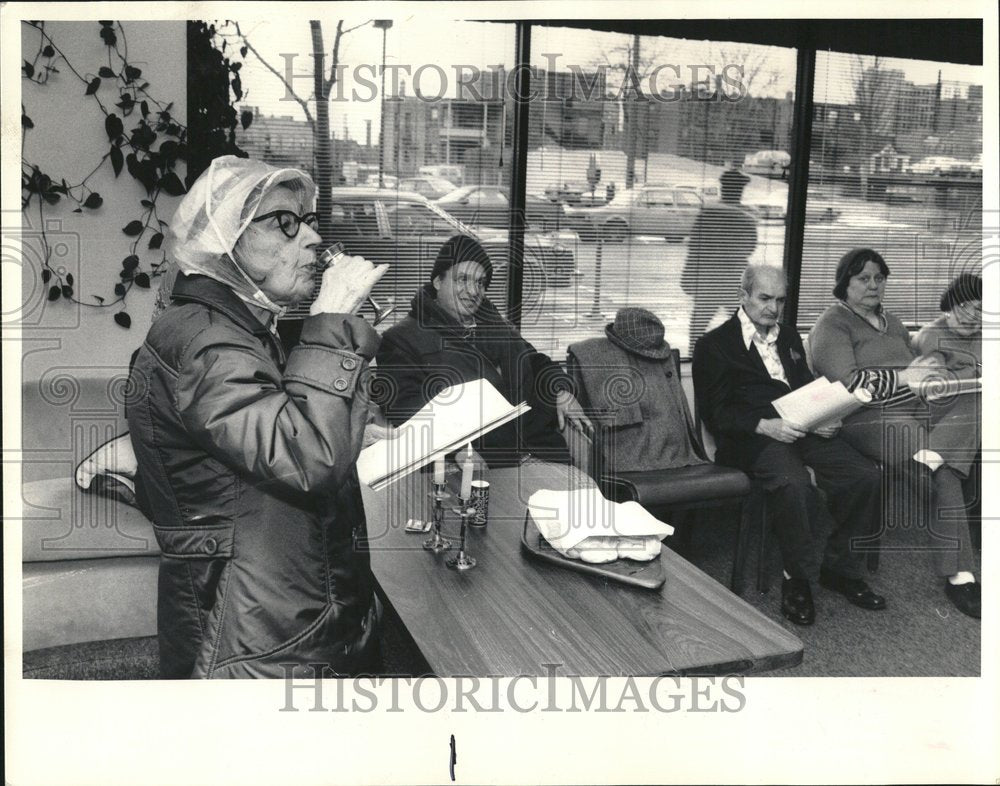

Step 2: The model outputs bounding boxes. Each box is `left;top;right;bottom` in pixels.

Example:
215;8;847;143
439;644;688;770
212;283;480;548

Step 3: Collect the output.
783;570;792;580
913;449;945;472
948;571;975;585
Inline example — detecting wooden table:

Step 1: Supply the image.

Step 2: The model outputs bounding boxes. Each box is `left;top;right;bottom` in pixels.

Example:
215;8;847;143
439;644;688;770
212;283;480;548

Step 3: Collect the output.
362;461;802;676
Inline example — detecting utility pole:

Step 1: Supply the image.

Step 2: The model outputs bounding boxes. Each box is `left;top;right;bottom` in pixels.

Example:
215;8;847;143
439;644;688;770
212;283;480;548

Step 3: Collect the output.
374;19;393;188
625;34;640;190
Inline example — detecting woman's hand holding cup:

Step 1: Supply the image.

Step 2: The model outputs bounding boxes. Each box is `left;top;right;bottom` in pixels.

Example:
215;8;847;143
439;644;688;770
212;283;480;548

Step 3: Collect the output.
310;254;388;316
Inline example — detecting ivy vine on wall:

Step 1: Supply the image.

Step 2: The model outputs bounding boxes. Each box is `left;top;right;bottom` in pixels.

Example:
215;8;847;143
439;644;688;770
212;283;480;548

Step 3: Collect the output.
20;20;189;328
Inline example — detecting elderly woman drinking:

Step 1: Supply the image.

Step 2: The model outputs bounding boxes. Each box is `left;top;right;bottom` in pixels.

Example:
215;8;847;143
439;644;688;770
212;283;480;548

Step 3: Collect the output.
809;248;981;618
126;156;388;677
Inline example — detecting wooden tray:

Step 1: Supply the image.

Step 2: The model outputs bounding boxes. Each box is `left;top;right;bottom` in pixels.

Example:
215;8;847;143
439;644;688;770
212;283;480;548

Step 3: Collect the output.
519;510;666;590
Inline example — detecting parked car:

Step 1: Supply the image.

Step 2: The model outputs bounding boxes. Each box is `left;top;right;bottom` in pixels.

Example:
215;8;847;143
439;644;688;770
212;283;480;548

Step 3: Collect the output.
418;164;464;183
562;184;703;242
436;185;566;231
281;188;576;324
909;156;973;176
398;176;458;200
745;190;787;222
743;150;791;178
675;181;721;202
359;172;398;189
743;188;842;224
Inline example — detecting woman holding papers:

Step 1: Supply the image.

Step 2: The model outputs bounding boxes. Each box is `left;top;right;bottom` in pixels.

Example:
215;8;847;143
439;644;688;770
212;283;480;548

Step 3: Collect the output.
810;250;981;617
126;157;388;677
375;234;592;468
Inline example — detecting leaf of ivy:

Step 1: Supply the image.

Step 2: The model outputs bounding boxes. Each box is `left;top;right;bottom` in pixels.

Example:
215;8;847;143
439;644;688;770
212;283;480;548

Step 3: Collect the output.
125;65;142;81
122;221;144;237
241;110;253;130
122;255;140;271
42;269;52;283
42;45;55;58
94;295;105;304
140;199;154;208
66;273;74;285
99;66;115;78
22;112;34;129
134;273;151;288
83;192;103;209
148;232;164;250
61;285;73;298
231;73;243;101
48;286;61;301
110;144;124;177
114;312;132;329
158;172;186;196
85;77;101;95
105;113;123;140
23;61;35;79
114;283;126;297
100;26;117;47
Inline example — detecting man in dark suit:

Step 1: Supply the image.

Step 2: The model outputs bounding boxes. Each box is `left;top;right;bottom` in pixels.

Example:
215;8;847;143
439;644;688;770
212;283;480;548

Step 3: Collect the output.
692;264;886;625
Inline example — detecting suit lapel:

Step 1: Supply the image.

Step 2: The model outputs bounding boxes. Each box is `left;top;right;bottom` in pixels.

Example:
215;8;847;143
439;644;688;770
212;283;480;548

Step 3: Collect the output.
777;327;807;385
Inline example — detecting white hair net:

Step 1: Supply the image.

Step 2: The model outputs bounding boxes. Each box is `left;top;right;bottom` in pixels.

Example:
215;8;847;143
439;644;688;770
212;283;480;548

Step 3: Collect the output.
167;155;317;316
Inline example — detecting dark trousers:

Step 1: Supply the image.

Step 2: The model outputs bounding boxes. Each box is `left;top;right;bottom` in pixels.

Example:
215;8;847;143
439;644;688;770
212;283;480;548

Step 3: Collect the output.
742;435;882;581
839;395;978;576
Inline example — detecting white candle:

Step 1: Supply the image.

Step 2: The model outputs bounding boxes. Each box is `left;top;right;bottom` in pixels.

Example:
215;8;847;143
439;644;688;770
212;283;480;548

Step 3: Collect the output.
433;455;445;485
460;444;474;501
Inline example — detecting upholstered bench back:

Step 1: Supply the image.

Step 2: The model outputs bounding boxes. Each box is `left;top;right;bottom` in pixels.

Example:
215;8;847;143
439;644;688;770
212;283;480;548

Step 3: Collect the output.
21;374;130;484
20;376;158;655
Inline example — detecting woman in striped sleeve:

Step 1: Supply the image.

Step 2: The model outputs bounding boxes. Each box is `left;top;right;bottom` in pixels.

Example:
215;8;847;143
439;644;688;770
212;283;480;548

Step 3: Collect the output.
809;248;981;618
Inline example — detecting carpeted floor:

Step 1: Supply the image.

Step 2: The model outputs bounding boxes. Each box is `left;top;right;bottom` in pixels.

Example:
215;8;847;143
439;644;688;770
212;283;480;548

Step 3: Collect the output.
673;503;981;677
23;507;979;679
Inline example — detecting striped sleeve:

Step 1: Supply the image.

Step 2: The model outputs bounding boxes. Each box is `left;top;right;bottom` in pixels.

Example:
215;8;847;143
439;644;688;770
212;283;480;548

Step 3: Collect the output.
846;369;917;408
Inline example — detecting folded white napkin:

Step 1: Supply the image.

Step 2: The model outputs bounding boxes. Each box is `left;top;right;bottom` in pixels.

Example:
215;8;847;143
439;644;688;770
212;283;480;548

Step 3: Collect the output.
527;487;674;563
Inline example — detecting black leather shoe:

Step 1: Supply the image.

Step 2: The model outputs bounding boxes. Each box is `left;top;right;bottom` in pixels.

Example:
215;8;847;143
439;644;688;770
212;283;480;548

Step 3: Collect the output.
945;581;981;619
819;568;887;611
781;578;815;626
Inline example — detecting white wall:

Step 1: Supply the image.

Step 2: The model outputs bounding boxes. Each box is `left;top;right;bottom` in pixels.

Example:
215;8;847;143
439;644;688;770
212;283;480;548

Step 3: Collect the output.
18;21;187;382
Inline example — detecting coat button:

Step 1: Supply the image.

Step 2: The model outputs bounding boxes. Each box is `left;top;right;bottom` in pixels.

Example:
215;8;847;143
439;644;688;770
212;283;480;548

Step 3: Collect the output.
204;537;218;555
341;357;357;371
665;370;673;378
334;378;349;391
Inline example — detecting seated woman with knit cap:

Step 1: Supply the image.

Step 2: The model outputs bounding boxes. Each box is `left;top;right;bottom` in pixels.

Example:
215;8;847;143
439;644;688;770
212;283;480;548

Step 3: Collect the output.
374;234;592;468
809;249;982;618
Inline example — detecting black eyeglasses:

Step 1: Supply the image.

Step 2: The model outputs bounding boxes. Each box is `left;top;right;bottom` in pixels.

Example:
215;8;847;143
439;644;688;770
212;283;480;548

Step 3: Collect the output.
251;210;319;239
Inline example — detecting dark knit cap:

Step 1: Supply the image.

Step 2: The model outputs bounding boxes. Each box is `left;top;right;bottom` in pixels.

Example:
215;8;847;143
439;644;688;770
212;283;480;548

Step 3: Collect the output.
431;234;493;287
833;247;891;301
940;273;982;312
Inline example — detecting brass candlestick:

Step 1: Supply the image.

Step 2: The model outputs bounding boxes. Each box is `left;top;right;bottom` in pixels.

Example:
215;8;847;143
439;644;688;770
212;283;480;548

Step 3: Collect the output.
446;500;477;570
423;483;452;553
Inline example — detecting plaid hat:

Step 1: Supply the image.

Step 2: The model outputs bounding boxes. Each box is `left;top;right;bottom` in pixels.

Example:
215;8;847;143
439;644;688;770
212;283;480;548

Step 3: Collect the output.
605;308;671;360
431;234;493;287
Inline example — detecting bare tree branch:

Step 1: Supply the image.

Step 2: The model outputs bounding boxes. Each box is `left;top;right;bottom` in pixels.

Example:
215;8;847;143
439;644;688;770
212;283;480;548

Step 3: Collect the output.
342;18;374;35
324;20;345;94
234;21;315;131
